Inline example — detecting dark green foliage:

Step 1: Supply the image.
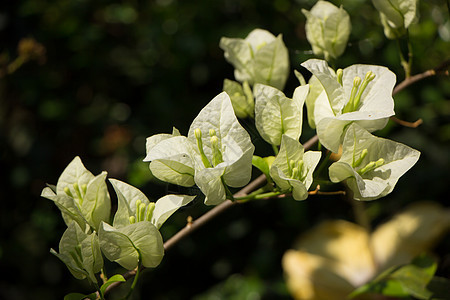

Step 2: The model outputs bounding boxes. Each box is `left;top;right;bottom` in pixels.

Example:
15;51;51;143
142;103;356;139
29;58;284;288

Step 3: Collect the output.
0;0;449;299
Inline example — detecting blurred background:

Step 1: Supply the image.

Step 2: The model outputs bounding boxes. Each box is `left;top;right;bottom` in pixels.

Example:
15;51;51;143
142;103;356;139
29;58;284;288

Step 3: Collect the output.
1;0;449;299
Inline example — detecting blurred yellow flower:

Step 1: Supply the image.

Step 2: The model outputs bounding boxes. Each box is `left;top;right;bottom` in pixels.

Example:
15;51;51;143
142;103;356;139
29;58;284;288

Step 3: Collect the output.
283;202;450;300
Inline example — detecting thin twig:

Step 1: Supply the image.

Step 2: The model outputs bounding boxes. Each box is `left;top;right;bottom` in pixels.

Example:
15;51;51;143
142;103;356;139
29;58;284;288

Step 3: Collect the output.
392;60;450;95
308;185;346;196
393;69;436;95
103;61;449;297
103;135;319;296
390;116;423;128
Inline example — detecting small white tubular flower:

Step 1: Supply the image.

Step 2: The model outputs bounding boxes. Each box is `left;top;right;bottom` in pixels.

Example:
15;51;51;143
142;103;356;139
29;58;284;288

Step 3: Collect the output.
301;59;396;152
302;1;352;60
220;28;289;90
109;179;195;229
329;123;420;201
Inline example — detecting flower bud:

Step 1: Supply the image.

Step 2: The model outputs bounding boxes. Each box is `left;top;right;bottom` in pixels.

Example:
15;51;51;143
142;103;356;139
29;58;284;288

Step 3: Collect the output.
223;79;255;118
138;203;146;222
194;128;212;168
64;187;73;198
372;0;418;39
372;0;418;30
146;202;156;221
302;1;351;60
336;69;343;85
194;128;202;140
210;135;223;167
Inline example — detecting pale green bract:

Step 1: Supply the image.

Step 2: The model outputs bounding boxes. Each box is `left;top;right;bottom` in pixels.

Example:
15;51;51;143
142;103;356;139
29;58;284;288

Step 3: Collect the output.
329;123;420;201
301;59;396;153
41;156;111;231
98;179;194;270
109;178;195;229
50;221;103;283
304;74;328;129
372;0;418;32
145;92;255;205
223;79;254;118
220;28;289;90
254;84;308;146
302;0;351;61
99;221;164;270
270;135;322;201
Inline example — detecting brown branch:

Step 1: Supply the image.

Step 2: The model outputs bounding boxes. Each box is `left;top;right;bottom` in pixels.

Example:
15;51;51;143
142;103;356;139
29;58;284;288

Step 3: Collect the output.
388;60;449;130
163;135;318;252
390;116;423;128
103;61;449;297
102;135;319;296
308;185;346;196
392;60;450;95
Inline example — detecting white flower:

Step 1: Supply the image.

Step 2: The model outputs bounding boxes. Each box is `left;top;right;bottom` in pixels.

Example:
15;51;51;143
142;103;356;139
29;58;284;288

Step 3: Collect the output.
301;59;396;152
270;135;321;200
145;92;255;205
328;123;420;201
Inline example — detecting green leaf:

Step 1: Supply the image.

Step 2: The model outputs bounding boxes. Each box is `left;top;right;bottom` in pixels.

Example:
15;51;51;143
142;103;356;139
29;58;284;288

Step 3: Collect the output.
252;155;271;179
254;84;307;146
350;254;439;299
64;292;97;300
100;274;126;295
99;221;164;270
